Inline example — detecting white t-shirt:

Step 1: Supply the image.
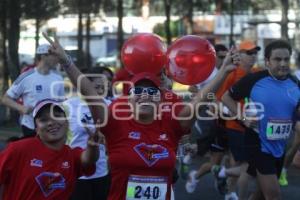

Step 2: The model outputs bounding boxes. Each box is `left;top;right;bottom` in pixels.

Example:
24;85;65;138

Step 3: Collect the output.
6;68;64;129
64;97;110;179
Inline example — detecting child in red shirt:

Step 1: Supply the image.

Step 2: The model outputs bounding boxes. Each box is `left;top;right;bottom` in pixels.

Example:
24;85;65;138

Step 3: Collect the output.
0;99;103;200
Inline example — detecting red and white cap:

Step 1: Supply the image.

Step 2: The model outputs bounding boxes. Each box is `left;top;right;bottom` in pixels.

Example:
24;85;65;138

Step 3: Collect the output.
130;72;161;88
33;99;65;119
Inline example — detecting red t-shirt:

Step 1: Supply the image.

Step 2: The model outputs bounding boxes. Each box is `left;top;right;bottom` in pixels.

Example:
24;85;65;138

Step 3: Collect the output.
101;96;186;200
0;137;95;200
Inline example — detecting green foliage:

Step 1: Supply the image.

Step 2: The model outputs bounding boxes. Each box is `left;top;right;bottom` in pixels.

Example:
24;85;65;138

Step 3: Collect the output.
153;20;180;38
23;0;60;20
63;0;102;14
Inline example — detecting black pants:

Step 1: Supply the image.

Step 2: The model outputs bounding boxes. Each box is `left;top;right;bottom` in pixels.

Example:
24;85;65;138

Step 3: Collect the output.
70;174;111;200
21;125;36;138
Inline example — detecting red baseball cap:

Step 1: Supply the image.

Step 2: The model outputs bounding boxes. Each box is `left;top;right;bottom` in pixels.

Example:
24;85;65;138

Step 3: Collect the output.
238;40;261;51
131;72;160;88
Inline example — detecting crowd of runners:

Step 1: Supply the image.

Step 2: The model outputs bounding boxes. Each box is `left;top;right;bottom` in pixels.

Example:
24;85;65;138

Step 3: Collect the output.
0;32;299;200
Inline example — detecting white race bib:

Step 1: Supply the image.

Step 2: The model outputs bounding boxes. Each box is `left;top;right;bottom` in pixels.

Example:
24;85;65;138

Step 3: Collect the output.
126;175;168;200
266;120;292;140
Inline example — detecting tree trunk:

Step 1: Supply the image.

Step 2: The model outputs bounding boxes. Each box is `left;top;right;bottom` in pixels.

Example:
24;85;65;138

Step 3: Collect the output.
229;0;235;46
85;13;91;69
164;0;172;45
77;0;84;69
0;0;9;94
35;17;40;54
281;0;289;40
215;0;222;14
117;0;124;67
186;0;194;34
7;0;21;81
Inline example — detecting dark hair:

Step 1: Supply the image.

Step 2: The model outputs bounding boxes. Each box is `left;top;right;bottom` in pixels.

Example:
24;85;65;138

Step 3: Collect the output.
87;67;114;81
214;44;228;52
264;40;292;60
35;54;43;62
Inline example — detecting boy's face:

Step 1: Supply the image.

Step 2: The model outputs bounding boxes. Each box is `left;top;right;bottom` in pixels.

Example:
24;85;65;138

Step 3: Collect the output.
35;106;68;144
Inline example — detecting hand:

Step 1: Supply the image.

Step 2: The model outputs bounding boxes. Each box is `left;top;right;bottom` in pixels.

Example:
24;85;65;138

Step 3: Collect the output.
84;120;105;147
241;117;259;132
220;46;239;73
42;32;69;65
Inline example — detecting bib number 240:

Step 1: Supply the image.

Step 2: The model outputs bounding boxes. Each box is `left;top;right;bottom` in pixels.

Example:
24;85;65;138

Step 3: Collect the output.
126;175;167;200
134;185;160;199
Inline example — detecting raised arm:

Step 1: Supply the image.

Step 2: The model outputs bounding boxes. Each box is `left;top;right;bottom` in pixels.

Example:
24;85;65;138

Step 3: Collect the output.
42;32;106;125
178;48;239;130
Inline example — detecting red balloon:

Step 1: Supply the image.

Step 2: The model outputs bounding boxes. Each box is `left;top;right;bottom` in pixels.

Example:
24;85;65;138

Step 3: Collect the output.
121;33;167;75
166;35;216;85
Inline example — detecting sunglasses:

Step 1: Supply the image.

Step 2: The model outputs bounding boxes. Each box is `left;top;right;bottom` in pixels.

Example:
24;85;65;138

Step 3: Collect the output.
217;55;226;59
130;87;160;96
243;51;257;56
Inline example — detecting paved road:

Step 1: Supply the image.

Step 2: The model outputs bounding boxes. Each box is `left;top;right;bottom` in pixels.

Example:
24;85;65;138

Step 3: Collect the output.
174;155;300;200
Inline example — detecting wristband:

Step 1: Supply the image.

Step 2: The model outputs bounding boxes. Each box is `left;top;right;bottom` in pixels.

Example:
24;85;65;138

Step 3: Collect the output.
61;55;73;69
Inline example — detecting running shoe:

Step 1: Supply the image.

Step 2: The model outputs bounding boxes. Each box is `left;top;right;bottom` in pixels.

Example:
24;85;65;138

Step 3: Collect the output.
225;192;238;200
279;171;288;186
185;170;199;193
211;165;228;195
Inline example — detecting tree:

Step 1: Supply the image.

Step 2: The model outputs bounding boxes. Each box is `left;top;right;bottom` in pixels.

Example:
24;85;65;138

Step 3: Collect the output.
23;0;60;52
0;0;9;95
63;0;102;69
164;0;172;45
281;0;289;40
7;0;22;81
117;0;124;64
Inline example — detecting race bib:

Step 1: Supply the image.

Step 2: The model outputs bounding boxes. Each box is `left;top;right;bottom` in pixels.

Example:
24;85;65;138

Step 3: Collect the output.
266;120;292;140
126;175;168;200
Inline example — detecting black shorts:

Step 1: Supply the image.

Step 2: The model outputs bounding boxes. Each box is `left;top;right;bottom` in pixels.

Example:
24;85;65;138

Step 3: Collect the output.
226;129;246;162
245;129;284;177
70;174;111;200
210;125;228;153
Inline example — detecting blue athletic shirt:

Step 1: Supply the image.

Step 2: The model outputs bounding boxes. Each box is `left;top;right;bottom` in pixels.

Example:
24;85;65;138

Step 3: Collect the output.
229;70;300;158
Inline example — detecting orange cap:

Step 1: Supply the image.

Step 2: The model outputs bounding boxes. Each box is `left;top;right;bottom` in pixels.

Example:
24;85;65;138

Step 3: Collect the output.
238;40;261;51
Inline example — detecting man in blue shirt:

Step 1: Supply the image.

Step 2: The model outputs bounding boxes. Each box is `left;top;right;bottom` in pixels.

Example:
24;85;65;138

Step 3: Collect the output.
222;40;300;200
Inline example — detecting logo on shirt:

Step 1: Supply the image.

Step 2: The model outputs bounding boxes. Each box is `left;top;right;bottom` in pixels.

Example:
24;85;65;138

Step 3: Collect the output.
35;172;66;197
161;105;171;111
36;85;43;93
81;113;93;124
134;143;169;167
158;133;168;141
30;159;43;168
129;131;141;140
61;161;70;169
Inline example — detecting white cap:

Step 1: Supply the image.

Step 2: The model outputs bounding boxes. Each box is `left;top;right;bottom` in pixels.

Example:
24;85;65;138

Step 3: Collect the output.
36;44;51;54
33;99;65;119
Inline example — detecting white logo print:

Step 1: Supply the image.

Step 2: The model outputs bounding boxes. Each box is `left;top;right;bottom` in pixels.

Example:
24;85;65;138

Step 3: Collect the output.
158;133;168;141
61;161;70;169
128;131;141;140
